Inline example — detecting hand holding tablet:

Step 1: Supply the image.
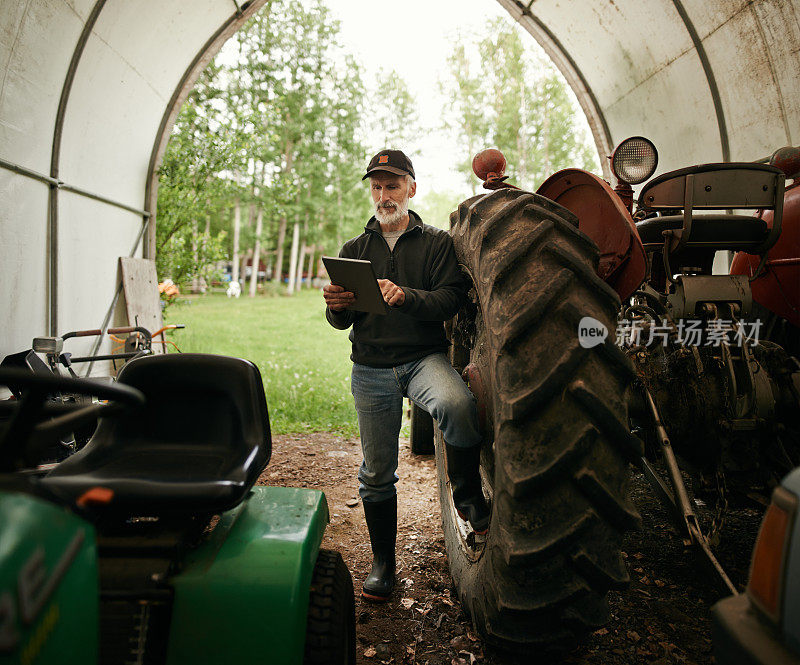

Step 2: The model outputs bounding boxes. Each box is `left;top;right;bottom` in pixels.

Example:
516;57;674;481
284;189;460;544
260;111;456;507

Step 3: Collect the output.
322;257;390;315
322;283;355;311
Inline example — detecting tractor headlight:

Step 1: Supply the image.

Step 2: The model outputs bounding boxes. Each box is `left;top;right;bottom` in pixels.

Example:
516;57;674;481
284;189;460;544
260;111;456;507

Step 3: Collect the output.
611;136;658;185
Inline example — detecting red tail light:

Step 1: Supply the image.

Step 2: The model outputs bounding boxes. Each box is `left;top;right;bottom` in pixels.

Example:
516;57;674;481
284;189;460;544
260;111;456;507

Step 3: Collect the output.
747;486;797;623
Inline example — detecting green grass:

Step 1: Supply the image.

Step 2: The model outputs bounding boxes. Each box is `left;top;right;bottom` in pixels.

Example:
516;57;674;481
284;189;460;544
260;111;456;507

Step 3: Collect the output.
164;290;359;435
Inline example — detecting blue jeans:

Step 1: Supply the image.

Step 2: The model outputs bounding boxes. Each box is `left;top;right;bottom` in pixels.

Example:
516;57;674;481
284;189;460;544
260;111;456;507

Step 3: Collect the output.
351;352;481;503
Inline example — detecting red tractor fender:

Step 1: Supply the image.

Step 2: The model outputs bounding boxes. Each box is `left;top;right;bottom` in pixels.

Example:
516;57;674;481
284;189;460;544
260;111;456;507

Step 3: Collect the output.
730;181;800;328
538;169;647;301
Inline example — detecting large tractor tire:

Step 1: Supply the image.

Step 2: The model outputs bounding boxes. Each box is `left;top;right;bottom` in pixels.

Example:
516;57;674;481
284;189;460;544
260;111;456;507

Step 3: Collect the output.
439;188;643;656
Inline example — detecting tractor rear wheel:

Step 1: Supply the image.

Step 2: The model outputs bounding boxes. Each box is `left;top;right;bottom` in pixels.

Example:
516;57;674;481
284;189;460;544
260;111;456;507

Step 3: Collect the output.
303;549;356;665
439;189;642;656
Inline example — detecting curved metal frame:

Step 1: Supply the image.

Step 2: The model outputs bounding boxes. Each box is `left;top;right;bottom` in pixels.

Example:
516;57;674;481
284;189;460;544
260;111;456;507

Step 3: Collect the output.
497;0;734;179
142;0;269;259
48;0;109;335
496;0;614;180
42;0;267;336
43;0;777;324
669;0;730;162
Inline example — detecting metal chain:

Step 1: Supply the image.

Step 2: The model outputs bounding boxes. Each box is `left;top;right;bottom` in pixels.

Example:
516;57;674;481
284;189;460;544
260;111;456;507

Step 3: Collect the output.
708;468;729;545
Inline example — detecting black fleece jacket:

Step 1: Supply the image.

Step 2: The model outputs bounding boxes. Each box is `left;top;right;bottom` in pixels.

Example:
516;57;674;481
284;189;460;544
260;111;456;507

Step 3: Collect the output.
325;211;467;368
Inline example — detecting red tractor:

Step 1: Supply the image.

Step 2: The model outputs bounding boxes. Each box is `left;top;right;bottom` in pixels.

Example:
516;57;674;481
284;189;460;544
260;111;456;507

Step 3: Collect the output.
426;140;800;655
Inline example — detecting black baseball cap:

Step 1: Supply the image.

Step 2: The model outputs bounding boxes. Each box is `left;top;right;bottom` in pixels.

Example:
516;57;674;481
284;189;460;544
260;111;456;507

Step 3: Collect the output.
362;149;415;180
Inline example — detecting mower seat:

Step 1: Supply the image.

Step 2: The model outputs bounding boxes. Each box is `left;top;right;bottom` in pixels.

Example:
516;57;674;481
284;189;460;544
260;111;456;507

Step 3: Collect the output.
41;353;271;516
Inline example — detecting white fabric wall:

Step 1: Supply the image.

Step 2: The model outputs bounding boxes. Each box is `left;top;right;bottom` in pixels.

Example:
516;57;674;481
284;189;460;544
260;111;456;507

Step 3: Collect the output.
0;0;261;366
500;0;798;173
0;175;49;348
1;0;86;357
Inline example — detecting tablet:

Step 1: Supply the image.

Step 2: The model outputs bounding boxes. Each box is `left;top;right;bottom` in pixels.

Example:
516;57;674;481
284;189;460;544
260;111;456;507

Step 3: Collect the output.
322;256;388;315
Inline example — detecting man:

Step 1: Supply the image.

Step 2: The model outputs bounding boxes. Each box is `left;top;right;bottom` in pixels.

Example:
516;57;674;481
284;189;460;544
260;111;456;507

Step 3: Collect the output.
323;149;490;602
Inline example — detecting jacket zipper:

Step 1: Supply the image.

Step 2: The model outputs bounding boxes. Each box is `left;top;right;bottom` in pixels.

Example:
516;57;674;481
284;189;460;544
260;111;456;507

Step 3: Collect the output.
371;223;419;276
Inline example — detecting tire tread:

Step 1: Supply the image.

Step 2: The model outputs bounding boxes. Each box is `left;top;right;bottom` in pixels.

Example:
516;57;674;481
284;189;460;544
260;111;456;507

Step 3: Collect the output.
303;550;356;665
440;189;638;656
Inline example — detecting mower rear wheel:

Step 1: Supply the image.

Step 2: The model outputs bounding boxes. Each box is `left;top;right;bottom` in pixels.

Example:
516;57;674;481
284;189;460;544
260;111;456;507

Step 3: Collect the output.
303;549;356;665
409;401;435;455
442;189;642;656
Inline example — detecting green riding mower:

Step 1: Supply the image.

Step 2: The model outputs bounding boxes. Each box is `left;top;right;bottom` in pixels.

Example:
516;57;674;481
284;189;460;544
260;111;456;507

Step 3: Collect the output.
0;353;355;665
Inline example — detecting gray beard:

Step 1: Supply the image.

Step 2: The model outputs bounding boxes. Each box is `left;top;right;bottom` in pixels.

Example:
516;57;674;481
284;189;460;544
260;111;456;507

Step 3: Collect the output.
375;202;407;226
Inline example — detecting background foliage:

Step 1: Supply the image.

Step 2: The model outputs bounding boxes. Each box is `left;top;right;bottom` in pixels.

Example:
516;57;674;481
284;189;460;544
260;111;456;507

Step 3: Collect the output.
441;19;600;194
157;0;374;294
156;4;598;293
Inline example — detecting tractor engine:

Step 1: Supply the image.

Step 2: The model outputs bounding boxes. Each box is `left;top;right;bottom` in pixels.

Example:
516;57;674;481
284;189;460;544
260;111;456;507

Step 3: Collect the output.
537;137;800;500
619;141;800;498
624;284;800;495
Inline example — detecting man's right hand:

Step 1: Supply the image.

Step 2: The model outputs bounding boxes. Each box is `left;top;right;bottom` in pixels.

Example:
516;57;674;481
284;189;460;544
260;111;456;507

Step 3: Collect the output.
323;283;355;312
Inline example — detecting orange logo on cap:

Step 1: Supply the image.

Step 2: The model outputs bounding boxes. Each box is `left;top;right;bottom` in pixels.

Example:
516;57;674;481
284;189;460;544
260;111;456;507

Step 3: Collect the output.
378;155;389;164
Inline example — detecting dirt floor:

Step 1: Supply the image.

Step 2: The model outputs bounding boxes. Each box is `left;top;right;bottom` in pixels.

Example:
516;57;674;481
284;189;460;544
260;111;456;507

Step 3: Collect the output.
259;432;762;665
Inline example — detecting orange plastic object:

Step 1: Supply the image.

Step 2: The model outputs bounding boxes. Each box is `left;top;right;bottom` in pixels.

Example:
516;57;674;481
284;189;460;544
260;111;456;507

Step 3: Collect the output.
747;487;795;622
731;181;800;328
537;169;647;301
76;486;115;508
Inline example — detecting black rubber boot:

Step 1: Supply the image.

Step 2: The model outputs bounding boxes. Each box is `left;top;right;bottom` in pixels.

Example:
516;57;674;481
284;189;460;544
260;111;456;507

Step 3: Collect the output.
362;495;397;602
445;442;490;534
